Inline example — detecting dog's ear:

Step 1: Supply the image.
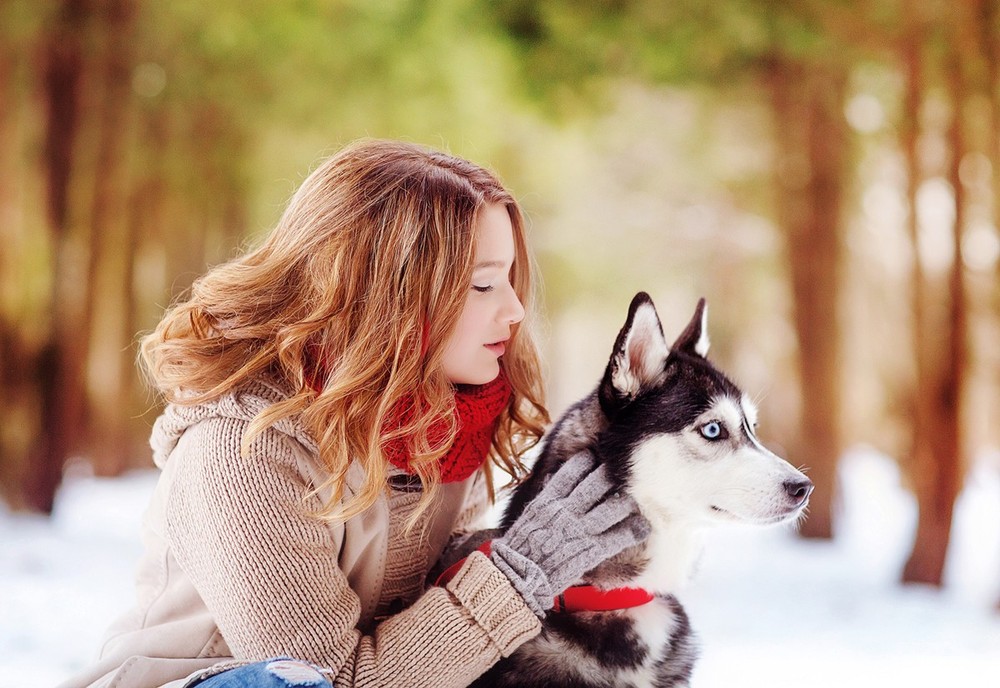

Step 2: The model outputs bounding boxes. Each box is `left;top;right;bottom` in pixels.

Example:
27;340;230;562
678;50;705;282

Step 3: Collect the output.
600;292;669;410
672;298;710;358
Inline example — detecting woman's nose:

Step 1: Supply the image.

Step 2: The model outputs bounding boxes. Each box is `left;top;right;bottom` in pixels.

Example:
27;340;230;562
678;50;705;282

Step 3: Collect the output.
504;286;525;324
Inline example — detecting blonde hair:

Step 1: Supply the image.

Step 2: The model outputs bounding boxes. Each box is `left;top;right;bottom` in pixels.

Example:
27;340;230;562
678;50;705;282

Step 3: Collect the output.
141;139;549;521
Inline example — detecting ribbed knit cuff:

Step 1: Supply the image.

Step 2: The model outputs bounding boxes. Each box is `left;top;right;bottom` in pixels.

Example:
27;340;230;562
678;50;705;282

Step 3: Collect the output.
489;540;553;618
445;551;542;656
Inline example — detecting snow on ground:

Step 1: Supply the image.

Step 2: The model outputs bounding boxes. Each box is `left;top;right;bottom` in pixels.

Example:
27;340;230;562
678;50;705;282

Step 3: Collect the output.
2;448;999;688
685;450;1000;686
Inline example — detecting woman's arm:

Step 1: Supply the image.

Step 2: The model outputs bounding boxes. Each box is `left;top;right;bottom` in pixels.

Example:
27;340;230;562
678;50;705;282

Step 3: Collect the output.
165;417;540;687
344;552;537;685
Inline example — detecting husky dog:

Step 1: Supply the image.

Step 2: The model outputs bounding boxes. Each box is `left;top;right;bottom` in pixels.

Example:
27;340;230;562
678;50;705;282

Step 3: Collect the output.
472;292;813;688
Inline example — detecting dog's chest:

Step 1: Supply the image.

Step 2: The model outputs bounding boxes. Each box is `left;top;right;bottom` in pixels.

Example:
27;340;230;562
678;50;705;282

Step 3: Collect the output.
631;597;683;656
619;597;693;685
506;595;695;688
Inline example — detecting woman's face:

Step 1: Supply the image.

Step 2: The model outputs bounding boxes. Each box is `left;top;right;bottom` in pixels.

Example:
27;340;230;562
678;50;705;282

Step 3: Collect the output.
441;203;525;385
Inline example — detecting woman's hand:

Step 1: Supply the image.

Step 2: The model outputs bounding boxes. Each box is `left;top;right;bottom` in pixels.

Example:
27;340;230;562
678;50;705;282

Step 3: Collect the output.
490;451;651;616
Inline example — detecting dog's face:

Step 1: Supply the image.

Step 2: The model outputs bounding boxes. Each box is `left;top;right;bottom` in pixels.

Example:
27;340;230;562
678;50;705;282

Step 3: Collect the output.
597;293;812;529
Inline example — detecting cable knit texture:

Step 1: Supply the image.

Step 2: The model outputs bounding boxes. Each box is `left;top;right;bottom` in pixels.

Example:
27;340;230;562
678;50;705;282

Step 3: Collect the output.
57;377;540;688
382;372;511;483
491;451;652;617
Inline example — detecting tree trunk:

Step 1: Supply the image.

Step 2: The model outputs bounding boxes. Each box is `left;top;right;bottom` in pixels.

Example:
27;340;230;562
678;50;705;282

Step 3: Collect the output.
901;6;967;586
0;22;44;507
0;27;16;486
767;57;847;540
26;0;91;513
85;0;137;476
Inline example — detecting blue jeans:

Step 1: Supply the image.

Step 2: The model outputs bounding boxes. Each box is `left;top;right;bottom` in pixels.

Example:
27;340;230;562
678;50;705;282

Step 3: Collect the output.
193;658;332;688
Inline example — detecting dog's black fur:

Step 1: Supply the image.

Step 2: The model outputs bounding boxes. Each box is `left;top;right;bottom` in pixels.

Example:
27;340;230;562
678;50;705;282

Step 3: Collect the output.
459;292;809;687
470;293;721;688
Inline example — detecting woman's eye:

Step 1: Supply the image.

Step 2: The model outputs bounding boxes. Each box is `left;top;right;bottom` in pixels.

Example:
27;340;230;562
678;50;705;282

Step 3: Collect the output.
472;285;494;293
700;421;725;440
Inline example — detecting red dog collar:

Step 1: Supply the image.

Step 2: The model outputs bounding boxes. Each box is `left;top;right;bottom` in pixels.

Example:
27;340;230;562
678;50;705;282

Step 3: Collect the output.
435;541;655;613
553;585;655;612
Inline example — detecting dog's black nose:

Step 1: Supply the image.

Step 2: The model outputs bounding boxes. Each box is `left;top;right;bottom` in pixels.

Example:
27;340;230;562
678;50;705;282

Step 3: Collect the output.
783;478;814;506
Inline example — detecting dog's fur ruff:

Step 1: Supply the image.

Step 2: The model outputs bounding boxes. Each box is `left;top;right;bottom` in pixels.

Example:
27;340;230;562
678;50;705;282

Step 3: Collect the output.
467;292;813;688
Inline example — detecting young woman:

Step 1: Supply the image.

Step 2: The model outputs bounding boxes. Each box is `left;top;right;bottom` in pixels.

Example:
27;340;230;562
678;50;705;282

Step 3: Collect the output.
61;139;649;688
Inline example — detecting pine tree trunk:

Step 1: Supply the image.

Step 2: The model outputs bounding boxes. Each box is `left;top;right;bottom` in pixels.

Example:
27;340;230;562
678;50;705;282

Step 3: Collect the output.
0;31;15;482
977;0;1000;611
0;33;40;506
26;0;90;513
767;58;847;540
901;8;967;586
86;0;137;476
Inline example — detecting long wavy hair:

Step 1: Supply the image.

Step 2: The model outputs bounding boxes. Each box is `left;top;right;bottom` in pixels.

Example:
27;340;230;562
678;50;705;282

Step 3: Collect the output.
141;139;549;521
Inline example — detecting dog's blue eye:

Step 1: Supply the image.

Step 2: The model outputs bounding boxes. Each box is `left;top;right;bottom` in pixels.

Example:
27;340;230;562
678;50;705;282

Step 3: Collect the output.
701;421;724;440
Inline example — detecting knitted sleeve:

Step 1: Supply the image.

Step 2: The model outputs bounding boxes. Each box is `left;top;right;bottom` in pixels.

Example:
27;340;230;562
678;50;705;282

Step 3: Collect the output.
165;417;540;687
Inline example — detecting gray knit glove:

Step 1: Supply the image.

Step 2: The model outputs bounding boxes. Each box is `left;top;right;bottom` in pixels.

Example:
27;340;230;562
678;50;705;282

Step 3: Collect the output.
491;450;651;617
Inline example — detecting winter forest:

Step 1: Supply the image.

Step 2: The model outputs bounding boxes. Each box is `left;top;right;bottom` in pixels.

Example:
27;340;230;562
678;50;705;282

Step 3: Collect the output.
1;0;999;683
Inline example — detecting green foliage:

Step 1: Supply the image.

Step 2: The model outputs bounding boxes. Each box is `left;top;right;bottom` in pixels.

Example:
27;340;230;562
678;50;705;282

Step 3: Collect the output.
0;0;55;46
3;0;993;485
480;0;874;115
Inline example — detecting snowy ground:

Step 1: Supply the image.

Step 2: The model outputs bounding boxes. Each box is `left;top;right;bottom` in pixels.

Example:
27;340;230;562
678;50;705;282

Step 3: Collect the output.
2;448;999;687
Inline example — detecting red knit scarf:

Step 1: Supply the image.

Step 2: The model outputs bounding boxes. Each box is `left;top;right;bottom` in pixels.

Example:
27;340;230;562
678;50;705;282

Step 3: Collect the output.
381;372;512;483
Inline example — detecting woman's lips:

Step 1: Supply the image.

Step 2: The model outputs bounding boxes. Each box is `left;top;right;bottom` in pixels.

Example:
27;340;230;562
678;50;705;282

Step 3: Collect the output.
485;341;506;356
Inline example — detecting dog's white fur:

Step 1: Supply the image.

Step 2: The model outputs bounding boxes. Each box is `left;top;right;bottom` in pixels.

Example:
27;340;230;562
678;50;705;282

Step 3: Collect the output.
475;295;810;687
628;396;809;594
624;300;809;597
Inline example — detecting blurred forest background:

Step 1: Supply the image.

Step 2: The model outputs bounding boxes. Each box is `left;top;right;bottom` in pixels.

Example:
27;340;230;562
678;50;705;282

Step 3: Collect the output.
0;0;998;601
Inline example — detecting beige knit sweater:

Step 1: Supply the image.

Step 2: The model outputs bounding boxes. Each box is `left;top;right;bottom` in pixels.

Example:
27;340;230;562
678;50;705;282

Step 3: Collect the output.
59;378;541;688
